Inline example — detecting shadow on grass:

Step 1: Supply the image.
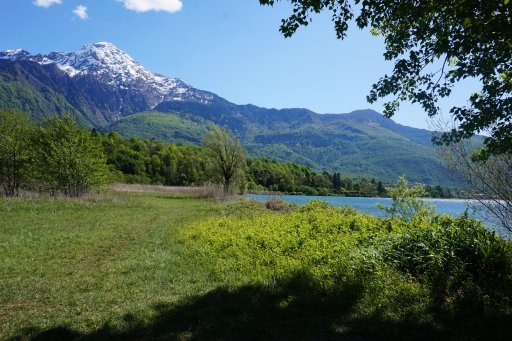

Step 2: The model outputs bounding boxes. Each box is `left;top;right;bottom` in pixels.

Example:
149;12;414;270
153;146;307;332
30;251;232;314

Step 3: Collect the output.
11;272;512;341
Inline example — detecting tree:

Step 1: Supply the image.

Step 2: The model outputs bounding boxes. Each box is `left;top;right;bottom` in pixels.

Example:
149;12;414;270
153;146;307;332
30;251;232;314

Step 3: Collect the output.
438;135;512;233
430;114;511;232
377;181;386;196
0;110;33;197
259;0;512;156
32;115;110;197
378;177;435;223
202;126;246;194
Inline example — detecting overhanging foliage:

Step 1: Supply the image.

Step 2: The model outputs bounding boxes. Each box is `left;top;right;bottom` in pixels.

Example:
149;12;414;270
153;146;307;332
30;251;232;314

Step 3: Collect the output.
260;0;512;156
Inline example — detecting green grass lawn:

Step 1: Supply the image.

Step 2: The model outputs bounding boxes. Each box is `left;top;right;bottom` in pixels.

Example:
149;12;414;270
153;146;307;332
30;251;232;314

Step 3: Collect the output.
0;192;259;340
1;192;511;340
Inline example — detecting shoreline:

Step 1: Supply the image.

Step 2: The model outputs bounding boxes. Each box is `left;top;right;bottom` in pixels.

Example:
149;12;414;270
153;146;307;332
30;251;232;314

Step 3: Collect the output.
246;190;462;200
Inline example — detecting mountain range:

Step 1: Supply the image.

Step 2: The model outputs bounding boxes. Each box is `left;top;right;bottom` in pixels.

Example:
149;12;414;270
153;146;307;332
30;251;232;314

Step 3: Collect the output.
0;42;459;186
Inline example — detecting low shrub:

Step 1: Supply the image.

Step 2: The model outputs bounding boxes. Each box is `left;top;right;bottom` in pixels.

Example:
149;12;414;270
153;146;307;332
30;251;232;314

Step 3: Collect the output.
181;199;512;337
383;212;512;316
183;201;383;288
384;214;512;284
378;176;435;226
264;197;297;212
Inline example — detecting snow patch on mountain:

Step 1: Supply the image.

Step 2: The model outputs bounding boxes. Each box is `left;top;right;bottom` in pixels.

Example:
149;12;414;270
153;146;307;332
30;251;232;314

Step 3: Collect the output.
0;49;32;61
0;42;209;106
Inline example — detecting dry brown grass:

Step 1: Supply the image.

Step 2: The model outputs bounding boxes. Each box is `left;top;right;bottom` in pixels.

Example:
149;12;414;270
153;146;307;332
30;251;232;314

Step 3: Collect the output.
0;189;128;204
265;197;297;212
110;183;236;200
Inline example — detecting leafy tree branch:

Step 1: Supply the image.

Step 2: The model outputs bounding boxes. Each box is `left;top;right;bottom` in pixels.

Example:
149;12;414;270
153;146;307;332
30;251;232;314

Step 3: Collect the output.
260;0;512;156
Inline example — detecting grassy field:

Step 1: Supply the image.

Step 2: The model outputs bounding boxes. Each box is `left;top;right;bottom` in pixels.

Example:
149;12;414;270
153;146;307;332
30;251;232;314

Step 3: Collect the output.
0;191;257;340
1;191;512;340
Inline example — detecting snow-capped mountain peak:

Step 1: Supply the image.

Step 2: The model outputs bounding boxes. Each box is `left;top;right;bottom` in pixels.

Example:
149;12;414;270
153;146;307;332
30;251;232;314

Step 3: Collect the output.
42;42;177;90
0;42;214;108
55;42;140;76
0;48;31;61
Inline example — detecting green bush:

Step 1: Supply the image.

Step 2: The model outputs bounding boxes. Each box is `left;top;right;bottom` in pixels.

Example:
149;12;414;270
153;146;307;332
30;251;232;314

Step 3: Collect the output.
384;214;512;285
0;110;33;197
184;201;382;288
31;115;110;197
183;199;512;324
378;176;435;225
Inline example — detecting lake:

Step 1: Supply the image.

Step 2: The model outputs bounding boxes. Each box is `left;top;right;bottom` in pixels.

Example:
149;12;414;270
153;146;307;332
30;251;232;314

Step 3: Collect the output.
247;194;508;236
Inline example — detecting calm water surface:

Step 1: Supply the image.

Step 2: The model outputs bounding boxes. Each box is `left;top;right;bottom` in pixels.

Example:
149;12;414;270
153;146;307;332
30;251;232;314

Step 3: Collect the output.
247;194;508;236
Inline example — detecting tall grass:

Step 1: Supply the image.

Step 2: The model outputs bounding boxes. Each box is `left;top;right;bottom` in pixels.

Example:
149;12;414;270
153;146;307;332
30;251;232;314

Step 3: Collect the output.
110;182;232;200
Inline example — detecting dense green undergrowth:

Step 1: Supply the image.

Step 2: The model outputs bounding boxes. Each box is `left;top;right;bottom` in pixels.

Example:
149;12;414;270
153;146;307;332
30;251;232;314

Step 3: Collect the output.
184;200;512;339
1;193;511;340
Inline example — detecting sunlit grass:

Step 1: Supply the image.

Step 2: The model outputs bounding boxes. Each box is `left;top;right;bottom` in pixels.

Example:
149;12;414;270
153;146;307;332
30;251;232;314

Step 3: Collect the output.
1;194;511;340
0;192;256;339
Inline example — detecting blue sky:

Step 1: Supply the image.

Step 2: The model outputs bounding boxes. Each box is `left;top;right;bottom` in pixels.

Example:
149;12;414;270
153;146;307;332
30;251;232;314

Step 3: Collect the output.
0;0;478;129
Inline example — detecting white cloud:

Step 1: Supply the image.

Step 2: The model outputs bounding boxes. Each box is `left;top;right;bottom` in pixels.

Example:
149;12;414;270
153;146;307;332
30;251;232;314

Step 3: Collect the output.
73;5;89;20
34;0;62;7
121;0;183;13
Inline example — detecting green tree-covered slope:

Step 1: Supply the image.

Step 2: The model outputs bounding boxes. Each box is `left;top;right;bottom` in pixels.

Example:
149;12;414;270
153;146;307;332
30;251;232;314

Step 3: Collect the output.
103;109;460;186
104;111;213;144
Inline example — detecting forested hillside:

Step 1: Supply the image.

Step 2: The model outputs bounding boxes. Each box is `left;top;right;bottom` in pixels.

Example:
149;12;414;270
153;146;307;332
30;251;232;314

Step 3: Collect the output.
98;131;453;198
0;44;462;186
103;110;461;186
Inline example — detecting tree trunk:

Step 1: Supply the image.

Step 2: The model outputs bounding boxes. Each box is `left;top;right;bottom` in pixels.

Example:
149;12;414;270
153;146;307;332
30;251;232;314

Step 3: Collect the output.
223;178;230;194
